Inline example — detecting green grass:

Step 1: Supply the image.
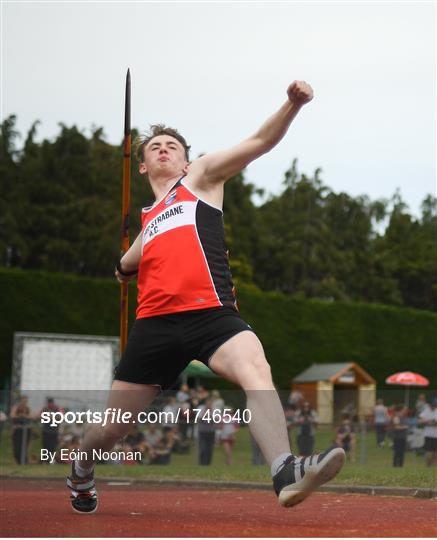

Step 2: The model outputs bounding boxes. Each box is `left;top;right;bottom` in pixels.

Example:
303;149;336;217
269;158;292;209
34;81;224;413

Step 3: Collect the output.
1;425;436;489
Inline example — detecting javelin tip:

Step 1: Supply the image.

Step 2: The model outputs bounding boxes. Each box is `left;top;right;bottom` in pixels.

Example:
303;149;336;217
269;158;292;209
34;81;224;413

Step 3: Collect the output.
124;69;131;135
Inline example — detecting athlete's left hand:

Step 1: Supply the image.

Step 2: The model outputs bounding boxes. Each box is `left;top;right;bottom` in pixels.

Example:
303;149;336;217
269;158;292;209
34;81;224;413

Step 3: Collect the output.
287;81;314;106
114;268;137;284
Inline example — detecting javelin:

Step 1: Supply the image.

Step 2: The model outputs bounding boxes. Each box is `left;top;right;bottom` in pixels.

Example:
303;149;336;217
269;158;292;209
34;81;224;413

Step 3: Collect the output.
120;68;131;355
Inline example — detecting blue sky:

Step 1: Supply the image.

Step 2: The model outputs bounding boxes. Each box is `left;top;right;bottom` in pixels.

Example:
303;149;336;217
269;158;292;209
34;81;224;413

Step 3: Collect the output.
2;1;435;217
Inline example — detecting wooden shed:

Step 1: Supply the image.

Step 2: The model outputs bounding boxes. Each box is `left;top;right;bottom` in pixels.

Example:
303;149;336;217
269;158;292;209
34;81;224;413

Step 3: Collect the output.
292;362;376;423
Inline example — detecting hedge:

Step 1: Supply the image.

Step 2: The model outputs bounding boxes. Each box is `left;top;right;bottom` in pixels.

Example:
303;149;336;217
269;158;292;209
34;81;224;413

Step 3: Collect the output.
1;268;436;389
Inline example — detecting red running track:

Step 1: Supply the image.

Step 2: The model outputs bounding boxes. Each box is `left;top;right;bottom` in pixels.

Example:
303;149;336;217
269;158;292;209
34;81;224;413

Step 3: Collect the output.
0;478;436;537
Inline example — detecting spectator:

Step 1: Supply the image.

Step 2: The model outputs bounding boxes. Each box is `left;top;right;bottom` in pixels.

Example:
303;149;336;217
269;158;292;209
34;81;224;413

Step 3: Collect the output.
284;404;297;445
56;435;81;463
197;398;216;465
219;409;239;465
250;434;265;466
38;397;61;460
391;404;408;467
419;397;437;467
335;415;356;463
189;387;199;407
373;398;389;447
211;390;225;412
341;401;357;422
162;396;178;429
10;395;32;464
287;388;303;409
415;393;427;416
143;424;163;451
187;388;199;436
177;400;191;443
0;409;7;445
211;390;225;443
196;385;209;405
124;425;146;461
148;426;175;465
176;383;190;404
295;402;318;457
406;421;425;456
59;419;84;449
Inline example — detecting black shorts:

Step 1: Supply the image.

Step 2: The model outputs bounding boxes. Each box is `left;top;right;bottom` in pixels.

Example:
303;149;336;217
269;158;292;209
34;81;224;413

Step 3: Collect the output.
424;436;437;452
114;306;253;390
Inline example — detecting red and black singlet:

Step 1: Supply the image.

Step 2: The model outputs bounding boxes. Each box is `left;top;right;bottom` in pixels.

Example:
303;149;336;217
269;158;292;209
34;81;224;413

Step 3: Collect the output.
136;177;237;319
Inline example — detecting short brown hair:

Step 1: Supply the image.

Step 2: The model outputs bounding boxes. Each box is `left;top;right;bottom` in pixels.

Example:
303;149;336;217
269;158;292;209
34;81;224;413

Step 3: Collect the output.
134;124;191;162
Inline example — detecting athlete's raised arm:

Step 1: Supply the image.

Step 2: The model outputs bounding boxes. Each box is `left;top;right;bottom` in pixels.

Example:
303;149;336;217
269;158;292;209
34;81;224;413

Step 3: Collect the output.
188;81;313;186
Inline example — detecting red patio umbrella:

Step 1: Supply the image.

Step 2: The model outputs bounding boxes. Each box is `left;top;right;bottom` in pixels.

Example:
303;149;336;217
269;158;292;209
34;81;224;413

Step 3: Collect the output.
385;371;429;406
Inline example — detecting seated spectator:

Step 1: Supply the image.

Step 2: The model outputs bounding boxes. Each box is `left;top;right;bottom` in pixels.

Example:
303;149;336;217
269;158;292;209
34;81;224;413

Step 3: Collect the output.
143;425;162;455
124;425;147;461
172;434;188;454
148;426;176;465
335;415;356;463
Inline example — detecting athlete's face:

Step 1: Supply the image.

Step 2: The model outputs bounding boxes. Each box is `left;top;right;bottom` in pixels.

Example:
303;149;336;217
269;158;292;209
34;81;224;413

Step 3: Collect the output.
139;135;188;177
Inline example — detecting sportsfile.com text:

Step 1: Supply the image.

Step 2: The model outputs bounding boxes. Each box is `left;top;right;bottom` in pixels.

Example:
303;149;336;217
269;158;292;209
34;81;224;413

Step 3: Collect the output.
40;407;251;427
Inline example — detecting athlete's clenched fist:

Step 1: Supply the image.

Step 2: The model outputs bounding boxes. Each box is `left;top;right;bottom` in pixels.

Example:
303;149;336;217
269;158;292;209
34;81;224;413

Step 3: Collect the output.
287;81;314;106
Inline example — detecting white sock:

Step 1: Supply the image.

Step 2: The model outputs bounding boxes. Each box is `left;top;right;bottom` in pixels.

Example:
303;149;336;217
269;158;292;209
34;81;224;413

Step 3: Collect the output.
270;452;293;476
75;459;93;477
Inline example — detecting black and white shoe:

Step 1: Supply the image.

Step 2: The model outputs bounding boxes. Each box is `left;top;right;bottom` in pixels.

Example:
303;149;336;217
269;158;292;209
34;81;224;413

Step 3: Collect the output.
273;445;345;508
67;461;98;514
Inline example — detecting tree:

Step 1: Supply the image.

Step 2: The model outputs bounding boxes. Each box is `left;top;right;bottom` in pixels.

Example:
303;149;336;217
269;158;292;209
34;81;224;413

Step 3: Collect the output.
222;171;262;286
255;160;334;297
0;115;22;267
1;117;435;311
374;191;437;310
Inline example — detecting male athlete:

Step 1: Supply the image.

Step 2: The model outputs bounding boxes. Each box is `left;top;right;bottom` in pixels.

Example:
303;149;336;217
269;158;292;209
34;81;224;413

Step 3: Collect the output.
67;80;345;513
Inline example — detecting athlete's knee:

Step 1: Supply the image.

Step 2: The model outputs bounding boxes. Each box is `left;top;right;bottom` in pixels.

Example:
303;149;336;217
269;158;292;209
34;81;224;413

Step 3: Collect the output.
250;355;273;383
239;335;272;379
237;352;273;387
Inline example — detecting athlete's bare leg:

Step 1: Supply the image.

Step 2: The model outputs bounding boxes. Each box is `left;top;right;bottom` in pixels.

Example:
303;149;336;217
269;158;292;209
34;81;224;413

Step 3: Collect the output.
209;331;291;466
77;380;160;470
